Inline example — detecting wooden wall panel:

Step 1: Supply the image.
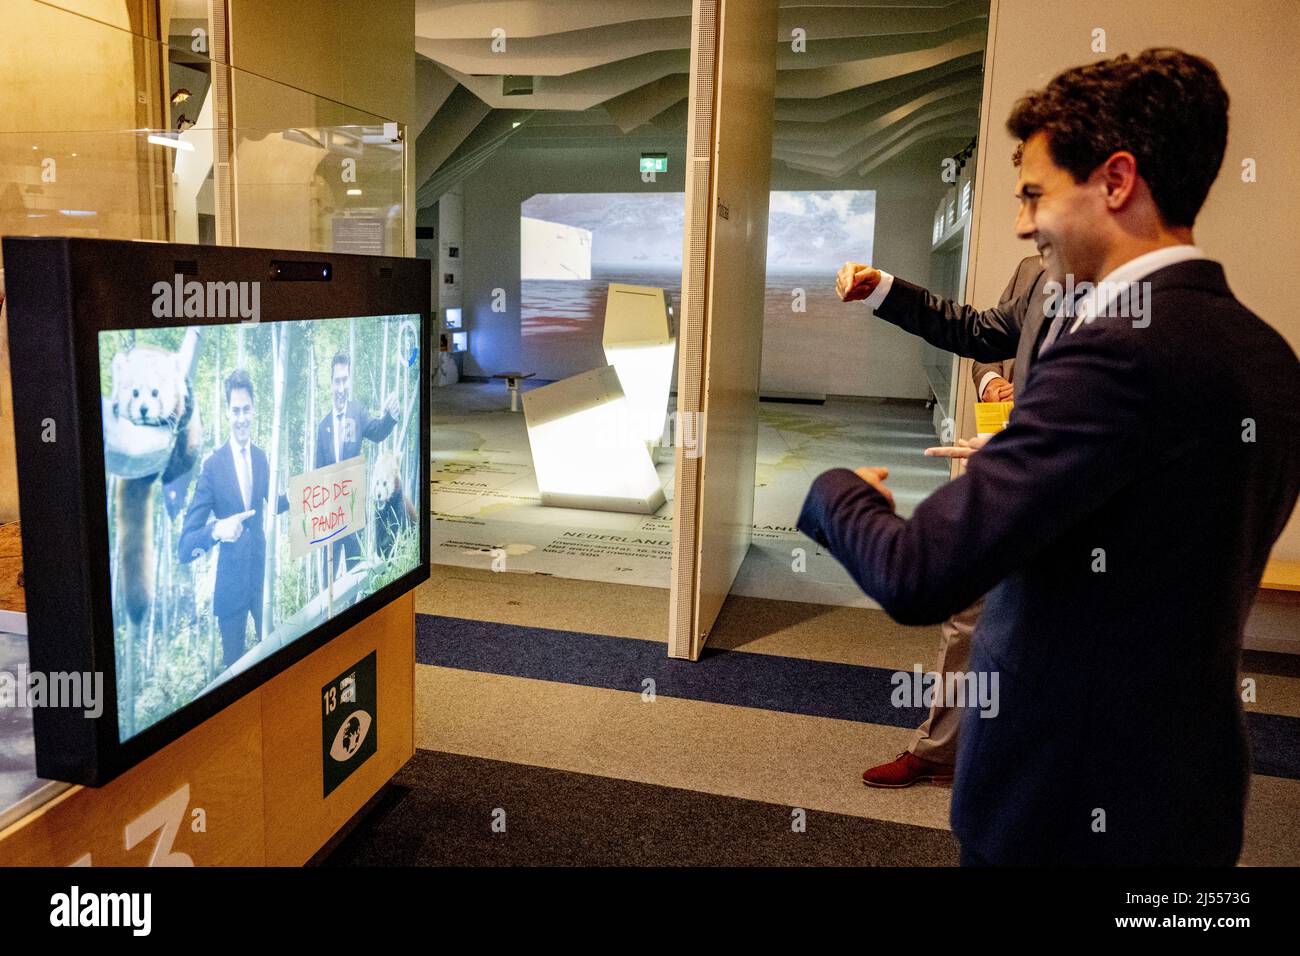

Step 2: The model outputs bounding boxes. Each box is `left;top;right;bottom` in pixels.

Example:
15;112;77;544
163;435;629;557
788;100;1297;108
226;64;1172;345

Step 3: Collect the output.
0;595;415;866
262;592;414;866
0;694;265;867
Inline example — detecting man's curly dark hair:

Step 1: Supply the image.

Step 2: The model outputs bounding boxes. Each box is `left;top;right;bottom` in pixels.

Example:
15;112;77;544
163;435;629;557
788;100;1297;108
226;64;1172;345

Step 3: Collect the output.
224;367;254;405
1006;48;1229;228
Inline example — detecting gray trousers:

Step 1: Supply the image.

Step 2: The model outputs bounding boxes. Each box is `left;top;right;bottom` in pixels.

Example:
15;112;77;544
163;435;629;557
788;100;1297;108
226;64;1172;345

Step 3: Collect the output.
907;595;985;766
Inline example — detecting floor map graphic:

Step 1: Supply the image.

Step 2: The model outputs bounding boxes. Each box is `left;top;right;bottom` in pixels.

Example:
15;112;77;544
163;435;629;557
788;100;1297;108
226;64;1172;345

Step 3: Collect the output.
428;384;948;607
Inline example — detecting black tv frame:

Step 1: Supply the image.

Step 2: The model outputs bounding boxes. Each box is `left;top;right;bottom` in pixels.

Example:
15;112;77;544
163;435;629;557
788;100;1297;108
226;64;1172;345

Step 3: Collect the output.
2;236;431;786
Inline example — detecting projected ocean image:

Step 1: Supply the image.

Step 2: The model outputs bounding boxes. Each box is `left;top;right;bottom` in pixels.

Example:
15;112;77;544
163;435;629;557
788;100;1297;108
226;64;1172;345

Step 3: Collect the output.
520;191;875;379
520;193;682;377
522;266;680;376
764;189;877;339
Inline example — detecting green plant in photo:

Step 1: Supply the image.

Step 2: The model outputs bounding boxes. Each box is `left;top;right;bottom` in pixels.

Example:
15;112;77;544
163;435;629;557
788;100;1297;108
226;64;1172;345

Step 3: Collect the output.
362;523;419;597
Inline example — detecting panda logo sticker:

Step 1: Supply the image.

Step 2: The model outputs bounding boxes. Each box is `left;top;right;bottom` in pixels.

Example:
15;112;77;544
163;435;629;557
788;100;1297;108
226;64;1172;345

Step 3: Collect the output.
329;709;373;762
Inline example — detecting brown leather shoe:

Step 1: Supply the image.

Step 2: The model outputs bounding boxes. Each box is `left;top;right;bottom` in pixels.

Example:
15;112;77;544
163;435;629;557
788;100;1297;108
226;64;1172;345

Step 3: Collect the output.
862;751;954;788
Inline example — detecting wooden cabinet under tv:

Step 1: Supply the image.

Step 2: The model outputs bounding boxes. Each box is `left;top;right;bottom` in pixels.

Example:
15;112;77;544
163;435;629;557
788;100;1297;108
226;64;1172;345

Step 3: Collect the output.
0;524;414;867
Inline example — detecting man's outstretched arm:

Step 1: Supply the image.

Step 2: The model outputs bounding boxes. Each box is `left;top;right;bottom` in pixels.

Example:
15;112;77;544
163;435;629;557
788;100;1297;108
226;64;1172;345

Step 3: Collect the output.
361;395;401;443
796;326;1170;625
838;256;1039;362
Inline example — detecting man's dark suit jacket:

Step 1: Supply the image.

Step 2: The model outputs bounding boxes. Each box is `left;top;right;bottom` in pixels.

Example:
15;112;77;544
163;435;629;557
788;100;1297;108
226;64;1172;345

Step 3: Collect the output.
178;440;288;619
876;253;1049;403
315;399;397;469
799;260;1300;864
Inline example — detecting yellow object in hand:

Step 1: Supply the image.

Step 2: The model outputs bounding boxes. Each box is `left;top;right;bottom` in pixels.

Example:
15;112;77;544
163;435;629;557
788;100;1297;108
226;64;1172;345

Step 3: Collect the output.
974;401;1014;437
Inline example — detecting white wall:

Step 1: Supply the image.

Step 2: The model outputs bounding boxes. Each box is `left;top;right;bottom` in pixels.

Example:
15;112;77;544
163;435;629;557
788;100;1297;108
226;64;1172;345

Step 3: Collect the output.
966;0;1300;563
438;185;463;316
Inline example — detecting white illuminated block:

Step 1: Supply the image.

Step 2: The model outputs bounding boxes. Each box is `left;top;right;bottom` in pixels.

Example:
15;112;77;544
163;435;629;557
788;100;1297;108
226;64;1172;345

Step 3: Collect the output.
602;283;676;446
522;365;666;514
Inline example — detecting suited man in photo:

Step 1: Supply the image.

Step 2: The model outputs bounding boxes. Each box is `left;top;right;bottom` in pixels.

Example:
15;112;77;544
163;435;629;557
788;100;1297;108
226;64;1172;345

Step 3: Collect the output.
179;368;289;670
800;49;1300;864
315;351;399;575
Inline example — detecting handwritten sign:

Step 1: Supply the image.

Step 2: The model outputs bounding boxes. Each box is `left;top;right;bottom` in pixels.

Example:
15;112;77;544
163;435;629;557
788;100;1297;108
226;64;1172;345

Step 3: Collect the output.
288;456;368;559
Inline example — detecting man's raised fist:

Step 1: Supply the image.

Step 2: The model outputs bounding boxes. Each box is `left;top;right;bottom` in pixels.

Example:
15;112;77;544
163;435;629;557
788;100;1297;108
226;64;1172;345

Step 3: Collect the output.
836;262;882;302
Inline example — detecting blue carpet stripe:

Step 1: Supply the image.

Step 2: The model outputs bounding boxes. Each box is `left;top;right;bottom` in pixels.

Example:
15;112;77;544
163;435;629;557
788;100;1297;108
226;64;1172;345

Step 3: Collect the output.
416;613;930;728
414;613;1300;781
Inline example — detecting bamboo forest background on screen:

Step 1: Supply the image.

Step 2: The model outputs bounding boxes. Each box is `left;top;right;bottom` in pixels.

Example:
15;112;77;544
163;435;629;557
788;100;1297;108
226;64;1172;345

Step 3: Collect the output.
97;314;422;741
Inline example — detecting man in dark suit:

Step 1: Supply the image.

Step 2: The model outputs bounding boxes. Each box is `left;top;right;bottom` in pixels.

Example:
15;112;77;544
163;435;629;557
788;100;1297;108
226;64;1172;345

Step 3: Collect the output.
315;351;399;575
839;256;1045;789
800;48;1300;864
179;368;288;670
967;256;1044;403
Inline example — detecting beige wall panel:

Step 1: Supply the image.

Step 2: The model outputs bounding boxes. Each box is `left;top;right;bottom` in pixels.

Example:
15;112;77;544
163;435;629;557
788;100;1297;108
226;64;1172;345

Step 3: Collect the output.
967;0;1300;559
670;0;778;658
227;0;415;126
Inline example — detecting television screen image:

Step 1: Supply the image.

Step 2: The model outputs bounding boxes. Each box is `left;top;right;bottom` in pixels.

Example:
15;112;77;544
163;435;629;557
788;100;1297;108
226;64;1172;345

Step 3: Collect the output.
2;237;430;785
98;314;422;741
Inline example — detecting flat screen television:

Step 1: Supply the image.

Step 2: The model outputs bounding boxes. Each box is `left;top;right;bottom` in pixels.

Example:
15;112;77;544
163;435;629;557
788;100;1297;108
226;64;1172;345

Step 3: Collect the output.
2;237;430;785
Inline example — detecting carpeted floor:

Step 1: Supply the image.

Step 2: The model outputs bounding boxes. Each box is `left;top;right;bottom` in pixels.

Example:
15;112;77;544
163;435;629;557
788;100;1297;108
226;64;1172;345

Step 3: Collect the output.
322;750;961;866
325;573;1300;866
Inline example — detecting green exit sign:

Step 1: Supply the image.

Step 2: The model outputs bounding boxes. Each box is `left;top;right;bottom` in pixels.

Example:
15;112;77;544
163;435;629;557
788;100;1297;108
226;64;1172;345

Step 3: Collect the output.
640;153;668;173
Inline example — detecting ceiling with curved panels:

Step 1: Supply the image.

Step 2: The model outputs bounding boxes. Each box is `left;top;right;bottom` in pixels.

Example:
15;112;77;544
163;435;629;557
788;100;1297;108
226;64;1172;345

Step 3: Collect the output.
413;0;989;206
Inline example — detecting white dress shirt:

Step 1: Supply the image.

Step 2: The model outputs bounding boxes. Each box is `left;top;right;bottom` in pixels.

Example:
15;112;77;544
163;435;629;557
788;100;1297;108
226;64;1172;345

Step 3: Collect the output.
1067;244;1207;333
862;271;895;310
232;439;252;510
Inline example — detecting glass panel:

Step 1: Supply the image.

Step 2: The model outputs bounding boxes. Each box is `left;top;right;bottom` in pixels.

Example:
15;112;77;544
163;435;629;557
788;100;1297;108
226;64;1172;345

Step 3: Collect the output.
0;0;408;826
0;0;407;258
0;623;66;834
744;1;990;610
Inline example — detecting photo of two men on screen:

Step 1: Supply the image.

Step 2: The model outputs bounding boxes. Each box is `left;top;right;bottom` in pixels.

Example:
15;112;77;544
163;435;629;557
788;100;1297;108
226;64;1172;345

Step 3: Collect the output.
97;313;422;740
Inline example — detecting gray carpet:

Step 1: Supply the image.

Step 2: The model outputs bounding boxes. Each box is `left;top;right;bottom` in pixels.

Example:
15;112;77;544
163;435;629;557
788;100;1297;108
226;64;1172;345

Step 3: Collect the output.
321;749;960;866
